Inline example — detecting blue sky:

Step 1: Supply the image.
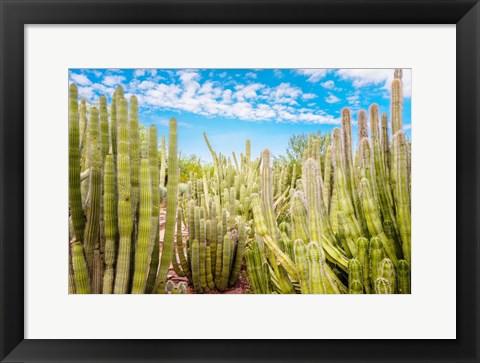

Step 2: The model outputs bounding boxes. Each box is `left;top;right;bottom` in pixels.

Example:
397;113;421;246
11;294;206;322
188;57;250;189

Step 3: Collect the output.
69;68;411;163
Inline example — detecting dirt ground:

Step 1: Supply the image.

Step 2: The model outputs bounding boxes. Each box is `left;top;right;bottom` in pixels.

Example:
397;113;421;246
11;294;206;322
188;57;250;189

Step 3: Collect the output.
159;207;249;294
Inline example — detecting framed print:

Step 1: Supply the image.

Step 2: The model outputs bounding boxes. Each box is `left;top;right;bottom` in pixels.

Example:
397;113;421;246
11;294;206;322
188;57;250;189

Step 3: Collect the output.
1;0;479;362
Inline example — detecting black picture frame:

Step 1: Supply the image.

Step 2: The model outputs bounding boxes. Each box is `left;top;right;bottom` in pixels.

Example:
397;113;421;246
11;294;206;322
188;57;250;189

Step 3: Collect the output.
1;0;478;362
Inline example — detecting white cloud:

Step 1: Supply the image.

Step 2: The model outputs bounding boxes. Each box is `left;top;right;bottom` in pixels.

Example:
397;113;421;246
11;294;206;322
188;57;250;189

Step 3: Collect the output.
138;80;156;90
70;73;92;86
296;69;328;82
134;69;146;77
321;80;335;89
77;86;95;101
78;69;344;125
336;69;412;98
156;118;192;128
102;75;126;86
302;93;316;100
273;69;284;78
245;72;257;79
325;93;340;104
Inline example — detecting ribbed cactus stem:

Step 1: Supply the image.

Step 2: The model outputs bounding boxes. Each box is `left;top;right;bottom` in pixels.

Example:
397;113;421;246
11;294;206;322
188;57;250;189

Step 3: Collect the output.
130;96;140;220
199;219;208;291
307;242;327;294
68;84;85;242
79;97;87;153
155;118;179;292
356;237;371;294
102;155;116;294
229;219;246;286
302;158;324;243
113;96;132;294
191;239;203;293
391;70;403;134
370;104;397;236
381;112;390;172
360;178;398;265
83;107;101;276
92;249;103;294
369;237;384;289
332;128;361;239
348;258;364;294
375;277;393;294
214;221;224;288
159;135;167;199
99;95;109;159
290;192;309;243
397;259;411;294
148;125;160;260
218;234;232;291
378;258;396;293
110;91;117;163
176;208;191;279
260;150;279;242
394;131;411;263
322;144;332;213
131;159;152;293
294;239;310;294
71;242;90;294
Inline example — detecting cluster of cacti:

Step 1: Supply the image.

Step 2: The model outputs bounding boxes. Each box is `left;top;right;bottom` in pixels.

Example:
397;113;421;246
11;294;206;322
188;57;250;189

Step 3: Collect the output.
171;137;255;292
68;84;179;294
165;280;187;294
69;68;410;295
246;69;411;294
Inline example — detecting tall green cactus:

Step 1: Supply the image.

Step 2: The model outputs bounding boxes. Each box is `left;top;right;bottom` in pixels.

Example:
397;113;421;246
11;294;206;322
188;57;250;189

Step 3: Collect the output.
83;107;101;276
391;69;403;134
130;96;140;220
102;154;116;294
69;84;85;242
131;159;152;293
71;242;90;294
114;96;132;294
155;118;179;293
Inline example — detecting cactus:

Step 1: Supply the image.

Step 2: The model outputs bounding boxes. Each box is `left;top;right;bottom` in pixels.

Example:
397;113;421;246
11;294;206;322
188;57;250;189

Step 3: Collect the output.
293;239;310;294
113;96;132;294
229;218;246;286
102;155;116;294
378;258;396;293
191;239;203;293
391;69;403;134
83;107;101;277
68;84;85;242
155;118;179;293
71;242;90;294
397;259;411;294
393;131;411;263
348;258;364;294
356;237;370;294
375;277;393;294
69;68;410;295
130;96;140;220
131;159;152;293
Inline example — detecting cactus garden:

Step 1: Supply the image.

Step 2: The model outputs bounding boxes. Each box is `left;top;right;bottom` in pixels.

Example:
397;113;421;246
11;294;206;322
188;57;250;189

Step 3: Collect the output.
69;68;411;294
